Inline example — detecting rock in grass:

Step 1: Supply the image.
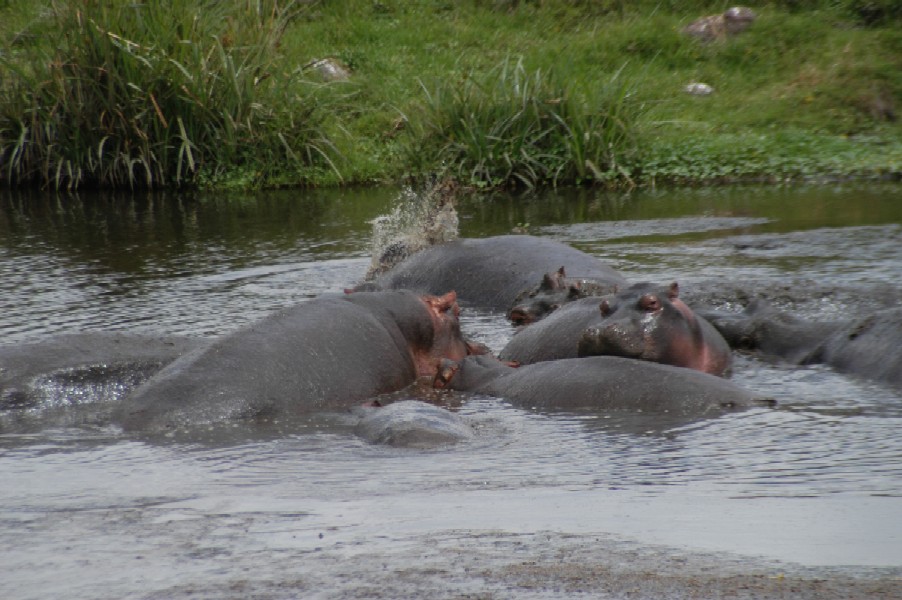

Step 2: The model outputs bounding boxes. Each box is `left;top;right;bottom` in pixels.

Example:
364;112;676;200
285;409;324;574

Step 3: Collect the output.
684;82;714;96
683;7;756;42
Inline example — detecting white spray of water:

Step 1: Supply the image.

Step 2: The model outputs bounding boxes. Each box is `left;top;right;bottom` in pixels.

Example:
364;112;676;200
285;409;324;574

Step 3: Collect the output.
365;181;460;280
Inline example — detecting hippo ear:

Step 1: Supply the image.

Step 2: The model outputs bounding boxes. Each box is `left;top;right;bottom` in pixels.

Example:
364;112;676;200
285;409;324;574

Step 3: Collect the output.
668;282;680;299
599;299;612;317
541;272;556;290
433;359;461;389
428;291;459;314
557;266;566;277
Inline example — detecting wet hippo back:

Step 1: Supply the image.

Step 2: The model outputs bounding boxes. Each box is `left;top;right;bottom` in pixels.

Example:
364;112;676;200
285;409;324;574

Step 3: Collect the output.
818;308;902;388
354;400;473;448
361;235;625;311
438;355;772;418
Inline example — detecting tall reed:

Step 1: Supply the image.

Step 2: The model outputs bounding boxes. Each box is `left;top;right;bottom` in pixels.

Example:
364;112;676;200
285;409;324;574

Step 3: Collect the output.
0;0;338;189
402;58;641;189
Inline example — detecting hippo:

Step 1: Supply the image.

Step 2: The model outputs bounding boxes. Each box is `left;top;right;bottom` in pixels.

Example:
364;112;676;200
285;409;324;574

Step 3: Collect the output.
353;400;473;448
507;266;619;326
500;282;732;377
356;235;626;313
112;290;478;431
1;333;203;411
434;355;773;418
705;301;902;388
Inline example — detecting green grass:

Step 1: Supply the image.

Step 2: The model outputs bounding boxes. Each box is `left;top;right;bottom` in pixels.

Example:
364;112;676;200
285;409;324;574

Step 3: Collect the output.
398;58;640;188
1;0;900;189
0;0;339;189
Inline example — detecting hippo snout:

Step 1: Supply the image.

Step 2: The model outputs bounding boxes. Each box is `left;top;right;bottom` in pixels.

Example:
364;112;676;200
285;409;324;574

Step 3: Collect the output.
578;323;646;359
507;306;534;326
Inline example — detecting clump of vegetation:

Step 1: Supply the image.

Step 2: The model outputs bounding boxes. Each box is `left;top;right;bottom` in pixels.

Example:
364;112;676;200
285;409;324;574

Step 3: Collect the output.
0;0;338;189
402;59;641;188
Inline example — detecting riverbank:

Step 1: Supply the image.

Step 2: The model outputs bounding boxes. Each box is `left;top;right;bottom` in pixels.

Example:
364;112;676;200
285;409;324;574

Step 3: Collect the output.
1;1;900;190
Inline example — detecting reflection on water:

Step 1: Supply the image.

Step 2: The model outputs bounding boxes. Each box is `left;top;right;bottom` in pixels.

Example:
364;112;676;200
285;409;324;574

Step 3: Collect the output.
2;183;902;598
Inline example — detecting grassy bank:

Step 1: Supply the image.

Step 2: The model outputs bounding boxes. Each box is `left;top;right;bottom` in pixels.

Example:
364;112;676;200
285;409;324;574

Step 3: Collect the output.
1;1;900;190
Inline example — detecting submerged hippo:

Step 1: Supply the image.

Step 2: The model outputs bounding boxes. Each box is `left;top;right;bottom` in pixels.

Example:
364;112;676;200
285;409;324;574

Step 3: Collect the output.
705;301;902;388
353;400;473;448
0;333;203;411
113;291;478;431
435;355;772;417
500;282;732;376
356;235;626;313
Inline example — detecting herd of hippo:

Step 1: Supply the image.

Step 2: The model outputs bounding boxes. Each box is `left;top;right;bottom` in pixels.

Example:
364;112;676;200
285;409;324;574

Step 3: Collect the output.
2;233;899;445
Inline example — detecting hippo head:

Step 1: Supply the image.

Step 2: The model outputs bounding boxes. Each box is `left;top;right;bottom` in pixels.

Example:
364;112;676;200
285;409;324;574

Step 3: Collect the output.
415;291;487;378
508;267;618;326
578;282;731;375
433;354;516;391
577;283;674;359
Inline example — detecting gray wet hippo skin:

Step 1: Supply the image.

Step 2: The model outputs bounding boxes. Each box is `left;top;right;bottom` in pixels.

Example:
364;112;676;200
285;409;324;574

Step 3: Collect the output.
507;266;619;326
353;400;473;448
0;333;203;410
435;355;773;417
356;235;625;313
500;282;732;377
113;291;476;431
706;301;902;388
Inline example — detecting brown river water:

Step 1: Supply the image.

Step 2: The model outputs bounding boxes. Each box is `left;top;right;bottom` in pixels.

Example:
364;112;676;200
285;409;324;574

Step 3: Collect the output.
1;184;901;599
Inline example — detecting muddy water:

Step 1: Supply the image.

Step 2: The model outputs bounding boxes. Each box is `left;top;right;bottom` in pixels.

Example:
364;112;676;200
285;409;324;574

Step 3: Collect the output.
2;184;901;599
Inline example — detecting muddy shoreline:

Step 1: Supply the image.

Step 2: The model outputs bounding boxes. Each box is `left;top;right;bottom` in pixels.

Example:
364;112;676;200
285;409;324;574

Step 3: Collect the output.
143;529;902;599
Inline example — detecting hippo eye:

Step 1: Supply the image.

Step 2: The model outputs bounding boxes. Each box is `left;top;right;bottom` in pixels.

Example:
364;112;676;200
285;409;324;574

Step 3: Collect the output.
599;300;612;317
639;294;661;312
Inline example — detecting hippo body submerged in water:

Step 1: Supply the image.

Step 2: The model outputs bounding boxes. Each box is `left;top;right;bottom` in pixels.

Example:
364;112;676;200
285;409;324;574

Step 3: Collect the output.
353;400;473;448
357;235;626;314
0;334;204;434
706;301;902;388
113;291;476;431
435;355;772;418
501;283;732;376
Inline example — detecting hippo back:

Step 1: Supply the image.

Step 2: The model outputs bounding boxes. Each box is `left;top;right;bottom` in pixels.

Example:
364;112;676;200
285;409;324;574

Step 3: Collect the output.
113;292;432;431
472;356;772;417
363;235;625;311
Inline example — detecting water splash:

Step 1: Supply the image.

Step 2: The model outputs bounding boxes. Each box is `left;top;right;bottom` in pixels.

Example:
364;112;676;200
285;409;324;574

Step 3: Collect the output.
364;179;460;280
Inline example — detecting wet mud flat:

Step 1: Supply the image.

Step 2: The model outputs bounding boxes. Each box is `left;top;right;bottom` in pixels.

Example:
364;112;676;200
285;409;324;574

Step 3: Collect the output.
2;185;902;599
141;532;901;600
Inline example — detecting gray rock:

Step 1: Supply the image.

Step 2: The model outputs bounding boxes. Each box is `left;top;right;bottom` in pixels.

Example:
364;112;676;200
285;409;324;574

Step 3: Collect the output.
683;7;756;42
